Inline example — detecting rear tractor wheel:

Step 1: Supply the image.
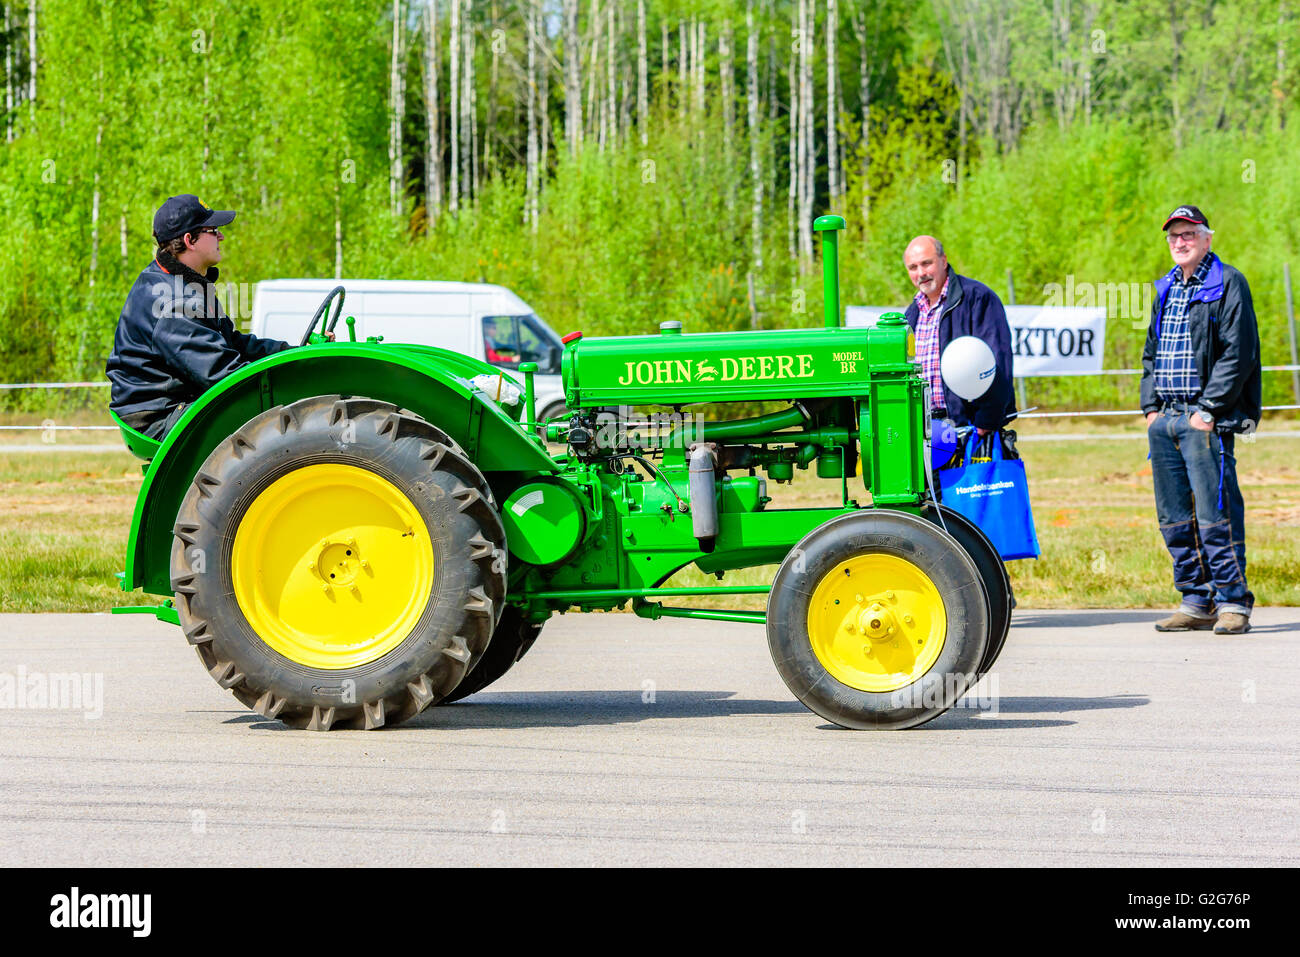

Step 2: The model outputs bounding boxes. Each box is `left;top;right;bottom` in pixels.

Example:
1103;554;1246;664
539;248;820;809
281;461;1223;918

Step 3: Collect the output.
767;510;989;730
170;395;507;730
438;605;544;704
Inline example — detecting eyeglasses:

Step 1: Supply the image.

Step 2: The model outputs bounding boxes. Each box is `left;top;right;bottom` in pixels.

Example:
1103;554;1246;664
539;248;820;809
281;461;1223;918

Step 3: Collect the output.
1166;229;1201;246
197;227;223;237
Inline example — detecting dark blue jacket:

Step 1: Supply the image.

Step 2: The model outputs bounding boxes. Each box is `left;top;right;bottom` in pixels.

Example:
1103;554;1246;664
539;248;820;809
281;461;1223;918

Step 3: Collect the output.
903;266;1017;431
107;252;291;427
1140;253;1262;433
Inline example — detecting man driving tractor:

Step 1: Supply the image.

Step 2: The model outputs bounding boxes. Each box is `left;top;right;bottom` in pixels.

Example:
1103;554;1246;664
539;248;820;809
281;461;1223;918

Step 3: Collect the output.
106;195;293;439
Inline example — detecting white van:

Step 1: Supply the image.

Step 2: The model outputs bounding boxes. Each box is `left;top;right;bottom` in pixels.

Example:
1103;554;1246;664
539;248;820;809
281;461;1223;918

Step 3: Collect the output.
250;279;570;422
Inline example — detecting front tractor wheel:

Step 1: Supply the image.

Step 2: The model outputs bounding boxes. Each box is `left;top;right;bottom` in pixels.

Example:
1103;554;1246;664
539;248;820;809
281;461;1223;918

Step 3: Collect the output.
170;395;507;730
767;510;989;730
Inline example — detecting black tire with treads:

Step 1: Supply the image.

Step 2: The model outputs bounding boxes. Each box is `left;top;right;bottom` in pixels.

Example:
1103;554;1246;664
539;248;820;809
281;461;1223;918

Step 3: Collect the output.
169;395;507;730
921;503;1012;675
767;510;989;730
438;605;544;703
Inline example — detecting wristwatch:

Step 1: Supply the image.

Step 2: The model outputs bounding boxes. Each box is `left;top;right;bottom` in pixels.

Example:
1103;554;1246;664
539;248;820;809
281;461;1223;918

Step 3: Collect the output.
1196;410;1214;426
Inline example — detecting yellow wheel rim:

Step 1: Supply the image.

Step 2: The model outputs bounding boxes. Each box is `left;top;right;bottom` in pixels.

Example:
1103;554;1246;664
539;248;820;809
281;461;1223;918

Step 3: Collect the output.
806;553;947;692
231;464;435;670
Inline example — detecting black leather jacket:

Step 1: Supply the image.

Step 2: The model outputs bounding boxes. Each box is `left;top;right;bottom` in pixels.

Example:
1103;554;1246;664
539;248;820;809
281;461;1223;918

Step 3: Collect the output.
106;252;291;427
1140;254;1262;433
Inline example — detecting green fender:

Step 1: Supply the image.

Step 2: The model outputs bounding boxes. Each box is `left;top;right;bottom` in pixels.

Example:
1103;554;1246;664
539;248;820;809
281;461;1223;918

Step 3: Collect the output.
123;342;555;596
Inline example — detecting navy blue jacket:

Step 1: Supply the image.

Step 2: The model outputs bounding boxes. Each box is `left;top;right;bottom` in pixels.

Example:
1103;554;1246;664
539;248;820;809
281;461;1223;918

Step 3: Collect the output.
107;253;291;427
903;266;1017;431
1140;254;1262;433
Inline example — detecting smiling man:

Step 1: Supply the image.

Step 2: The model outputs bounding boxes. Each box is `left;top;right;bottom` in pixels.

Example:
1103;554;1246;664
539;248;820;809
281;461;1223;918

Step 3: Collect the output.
902;235;1016;438
1141;205;1262;635
106;194;292;439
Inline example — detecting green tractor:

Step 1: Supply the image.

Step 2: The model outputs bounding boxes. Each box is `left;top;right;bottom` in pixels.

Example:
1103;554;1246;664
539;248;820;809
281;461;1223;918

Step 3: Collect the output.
113;216;1011;731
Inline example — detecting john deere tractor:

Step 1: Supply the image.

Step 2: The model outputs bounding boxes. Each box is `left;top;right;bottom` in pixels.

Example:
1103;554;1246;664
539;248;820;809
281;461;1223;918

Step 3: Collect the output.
113;216;1011;731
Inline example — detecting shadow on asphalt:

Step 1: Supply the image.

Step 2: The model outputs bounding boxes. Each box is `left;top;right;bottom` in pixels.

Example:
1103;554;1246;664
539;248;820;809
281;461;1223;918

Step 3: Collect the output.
1248;621;1300;633
815;694;1148;731
212;691;1151;731
408;690;809;729
1011;611;1167;628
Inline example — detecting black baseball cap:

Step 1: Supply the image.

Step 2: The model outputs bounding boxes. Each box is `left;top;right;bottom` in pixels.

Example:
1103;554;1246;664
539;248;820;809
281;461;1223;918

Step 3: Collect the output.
1162;204;1210;230
152;194;236;243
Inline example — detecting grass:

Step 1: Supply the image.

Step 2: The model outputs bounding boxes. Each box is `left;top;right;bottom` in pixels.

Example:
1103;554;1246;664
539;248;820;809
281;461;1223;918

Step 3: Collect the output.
1;418;1298;612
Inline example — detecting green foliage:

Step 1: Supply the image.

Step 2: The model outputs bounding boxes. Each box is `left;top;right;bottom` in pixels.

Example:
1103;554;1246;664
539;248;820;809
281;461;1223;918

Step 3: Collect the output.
1;0;1297;416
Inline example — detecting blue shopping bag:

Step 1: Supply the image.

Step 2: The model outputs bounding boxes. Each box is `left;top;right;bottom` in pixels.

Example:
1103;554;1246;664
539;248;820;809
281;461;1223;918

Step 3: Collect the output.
939;433;1040;561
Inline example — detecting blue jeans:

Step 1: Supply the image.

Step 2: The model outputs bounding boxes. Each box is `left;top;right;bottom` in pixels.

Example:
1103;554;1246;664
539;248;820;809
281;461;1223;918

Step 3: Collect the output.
1148;406;1253;616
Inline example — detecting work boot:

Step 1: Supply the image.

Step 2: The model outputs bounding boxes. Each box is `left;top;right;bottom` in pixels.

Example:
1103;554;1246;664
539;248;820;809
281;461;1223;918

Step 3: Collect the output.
1214;612;1251;635
1154;609;1217;632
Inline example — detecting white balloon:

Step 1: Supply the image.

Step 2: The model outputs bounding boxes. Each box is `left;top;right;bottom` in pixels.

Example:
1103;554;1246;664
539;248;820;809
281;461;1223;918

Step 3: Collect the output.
940;335;997;401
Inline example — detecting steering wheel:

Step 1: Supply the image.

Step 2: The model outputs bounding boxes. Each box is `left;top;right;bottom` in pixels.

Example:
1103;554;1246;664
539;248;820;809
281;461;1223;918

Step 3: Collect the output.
300;286;347;346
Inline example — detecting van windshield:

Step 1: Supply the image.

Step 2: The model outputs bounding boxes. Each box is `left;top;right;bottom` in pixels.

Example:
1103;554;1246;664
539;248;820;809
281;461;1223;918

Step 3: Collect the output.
482;314;562;374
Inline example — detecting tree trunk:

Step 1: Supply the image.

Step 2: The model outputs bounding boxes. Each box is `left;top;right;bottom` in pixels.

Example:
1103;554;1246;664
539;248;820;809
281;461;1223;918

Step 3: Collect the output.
526;0;538;230
389;0;404;219
425;0;443;224
1277;0;1289;131
1169;0;1184;151
678;20;687;119
855;7;870;225
722;17;734;213
722;16;733;180
588;0;601;149
787;13;797;261
540;20;550;180
469;11;479;199
450;0;460;212
798;0;813;263
696;19;707;119
638;0;647;144
606;1;615;151
487;0;498;179
826;0;837;212
27;0;35;125
4;4;13;142
564;0;581;154
747;0;762;326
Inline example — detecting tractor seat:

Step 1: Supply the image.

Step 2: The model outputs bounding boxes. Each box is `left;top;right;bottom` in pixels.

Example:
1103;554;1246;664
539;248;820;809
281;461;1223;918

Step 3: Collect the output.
109;409;163;463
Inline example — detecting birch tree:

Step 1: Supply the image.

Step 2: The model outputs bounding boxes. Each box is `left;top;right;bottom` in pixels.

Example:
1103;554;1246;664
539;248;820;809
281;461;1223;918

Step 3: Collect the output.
797;0;814;262
526;0;539;230
450;0;460;211
607;2;615;150
467;5;478;199
826;0;838;211
637;0;647;144
787;13;797;259
487;0;499;178
425;0;443;224
721;16;735;212
564;0;581;153
4;3;12;142
27;0;35;126
747;0;763;325
389;0;406;220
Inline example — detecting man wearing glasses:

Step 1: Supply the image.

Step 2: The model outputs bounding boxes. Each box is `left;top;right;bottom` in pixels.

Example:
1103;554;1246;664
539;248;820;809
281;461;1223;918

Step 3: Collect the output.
107;195;292;439
1141;205;1262;635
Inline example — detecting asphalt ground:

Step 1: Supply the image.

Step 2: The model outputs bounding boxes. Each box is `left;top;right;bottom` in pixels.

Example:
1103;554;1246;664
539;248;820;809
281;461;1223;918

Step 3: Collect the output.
0;609;1296;867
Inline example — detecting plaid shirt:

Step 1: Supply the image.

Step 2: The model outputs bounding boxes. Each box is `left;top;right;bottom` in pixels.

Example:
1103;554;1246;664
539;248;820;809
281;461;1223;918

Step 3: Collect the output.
913;278;950;413
1154;252;1215;403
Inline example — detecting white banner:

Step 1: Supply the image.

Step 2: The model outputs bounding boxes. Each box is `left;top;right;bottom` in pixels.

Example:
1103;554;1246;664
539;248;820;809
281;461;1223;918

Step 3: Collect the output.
844;305;1107;376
